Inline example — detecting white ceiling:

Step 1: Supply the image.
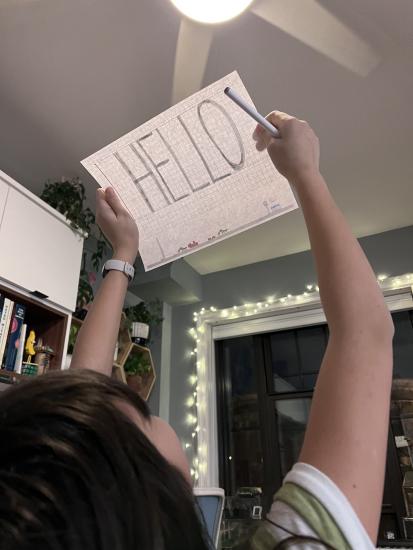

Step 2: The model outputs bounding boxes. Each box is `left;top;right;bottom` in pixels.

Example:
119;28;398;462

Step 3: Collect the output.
0;0;412;274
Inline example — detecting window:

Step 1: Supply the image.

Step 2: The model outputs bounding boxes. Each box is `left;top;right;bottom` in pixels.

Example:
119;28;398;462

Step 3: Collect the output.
216;309;413;545
216;336;264;498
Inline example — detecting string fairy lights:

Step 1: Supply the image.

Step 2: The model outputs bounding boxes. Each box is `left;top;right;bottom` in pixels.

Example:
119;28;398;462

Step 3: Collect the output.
182;273;413;483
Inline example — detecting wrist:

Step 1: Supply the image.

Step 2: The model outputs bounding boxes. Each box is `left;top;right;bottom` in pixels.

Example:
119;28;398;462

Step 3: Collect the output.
290;169;324;190
112;249;137;266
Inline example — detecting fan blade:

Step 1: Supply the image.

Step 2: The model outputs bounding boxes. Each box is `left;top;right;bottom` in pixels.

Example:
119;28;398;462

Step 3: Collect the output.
171;18;214;105
251;0;380;76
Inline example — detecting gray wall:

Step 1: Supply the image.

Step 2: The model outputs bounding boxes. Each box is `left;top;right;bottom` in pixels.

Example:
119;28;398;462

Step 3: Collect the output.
167;225;413;460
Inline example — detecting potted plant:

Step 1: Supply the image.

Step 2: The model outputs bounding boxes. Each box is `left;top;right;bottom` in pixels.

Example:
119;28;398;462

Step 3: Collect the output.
40;177;109;317
124;299;163;346
123;351;152;392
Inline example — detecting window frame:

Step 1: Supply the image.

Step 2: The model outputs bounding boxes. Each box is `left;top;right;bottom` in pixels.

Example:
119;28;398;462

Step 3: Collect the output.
195;285;413;488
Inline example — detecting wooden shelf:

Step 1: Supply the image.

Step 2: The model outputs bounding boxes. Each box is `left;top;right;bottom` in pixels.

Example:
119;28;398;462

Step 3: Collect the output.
113;314;156;401
0;369;28;385
121;343;156;401
0;283;68;372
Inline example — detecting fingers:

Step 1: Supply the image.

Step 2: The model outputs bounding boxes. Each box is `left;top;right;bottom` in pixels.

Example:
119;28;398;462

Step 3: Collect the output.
96;188;114;223
253;111;294;151
266;110;294;127
104;186;127;217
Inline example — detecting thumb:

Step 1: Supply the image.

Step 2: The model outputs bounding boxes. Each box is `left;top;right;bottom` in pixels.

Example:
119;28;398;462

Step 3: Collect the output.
104;186;126;217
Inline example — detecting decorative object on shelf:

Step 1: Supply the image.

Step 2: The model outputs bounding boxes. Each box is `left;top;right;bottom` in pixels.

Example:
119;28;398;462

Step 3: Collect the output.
131;322;150;345
40;177;109;314
34;337;55;375
124;299;163;346
21;362;39;376
25;329;36;363
14;323;27;374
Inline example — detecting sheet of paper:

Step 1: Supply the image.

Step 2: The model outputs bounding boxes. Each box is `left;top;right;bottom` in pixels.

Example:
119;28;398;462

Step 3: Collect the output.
81;71;298;271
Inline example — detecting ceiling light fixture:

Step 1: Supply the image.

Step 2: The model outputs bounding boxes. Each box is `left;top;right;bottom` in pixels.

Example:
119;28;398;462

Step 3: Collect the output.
169;0;254;24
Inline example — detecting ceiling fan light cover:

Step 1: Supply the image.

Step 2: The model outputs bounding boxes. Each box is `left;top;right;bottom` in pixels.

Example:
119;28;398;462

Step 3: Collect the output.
169;0;254;24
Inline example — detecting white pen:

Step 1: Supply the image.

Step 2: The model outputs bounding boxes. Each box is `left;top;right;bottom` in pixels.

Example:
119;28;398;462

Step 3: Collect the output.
224;87;280;138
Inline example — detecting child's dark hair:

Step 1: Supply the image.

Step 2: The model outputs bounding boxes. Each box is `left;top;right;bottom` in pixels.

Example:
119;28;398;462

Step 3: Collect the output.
0;369;210;550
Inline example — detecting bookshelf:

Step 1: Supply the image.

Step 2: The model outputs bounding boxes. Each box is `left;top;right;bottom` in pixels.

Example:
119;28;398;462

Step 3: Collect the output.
0;282;70;383
0;168;84;384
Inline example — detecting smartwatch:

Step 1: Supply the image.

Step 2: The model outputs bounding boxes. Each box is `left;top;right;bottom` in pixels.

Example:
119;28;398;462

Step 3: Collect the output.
102;259;135;282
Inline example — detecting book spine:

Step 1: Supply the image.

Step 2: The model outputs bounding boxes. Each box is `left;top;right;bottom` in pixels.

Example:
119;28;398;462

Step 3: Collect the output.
1;301;15;369
5;304;26;371
14;323;27;375
0;299;13;367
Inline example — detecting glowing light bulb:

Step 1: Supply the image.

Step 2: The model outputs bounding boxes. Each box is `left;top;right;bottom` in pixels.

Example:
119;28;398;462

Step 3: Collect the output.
169;0;254;24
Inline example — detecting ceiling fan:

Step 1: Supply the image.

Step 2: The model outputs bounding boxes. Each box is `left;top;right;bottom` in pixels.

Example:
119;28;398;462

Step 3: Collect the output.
170;0;380;104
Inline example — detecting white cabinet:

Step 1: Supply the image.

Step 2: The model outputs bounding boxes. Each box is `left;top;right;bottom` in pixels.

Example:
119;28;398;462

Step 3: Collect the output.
0;178;8;225
0;170;84;312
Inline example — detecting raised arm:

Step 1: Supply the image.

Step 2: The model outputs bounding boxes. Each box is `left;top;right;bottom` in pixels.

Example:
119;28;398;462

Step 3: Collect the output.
254;113;394;542
70;188;191;483
70;187;139;376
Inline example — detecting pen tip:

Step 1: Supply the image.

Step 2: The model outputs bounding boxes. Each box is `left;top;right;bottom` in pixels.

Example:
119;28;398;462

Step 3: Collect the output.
224;87;230;94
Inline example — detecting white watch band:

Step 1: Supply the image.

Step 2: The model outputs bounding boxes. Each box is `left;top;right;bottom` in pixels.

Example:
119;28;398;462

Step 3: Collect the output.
102;259;135;282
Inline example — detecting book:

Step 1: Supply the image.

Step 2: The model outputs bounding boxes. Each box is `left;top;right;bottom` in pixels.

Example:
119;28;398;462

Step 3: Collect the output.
14;323;27;374
0;298;13;367
4;304;26;371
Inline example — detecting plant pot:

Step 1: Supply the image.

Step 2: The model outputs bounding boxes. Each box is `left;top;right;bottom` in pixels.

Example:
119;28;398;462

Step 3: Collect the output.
131;322;150;346
127;373;143;392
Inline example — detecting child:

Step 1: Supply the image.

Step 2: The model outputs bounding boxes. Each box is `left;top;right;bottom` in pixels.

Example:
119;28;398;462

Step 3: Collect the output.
0;111;393;549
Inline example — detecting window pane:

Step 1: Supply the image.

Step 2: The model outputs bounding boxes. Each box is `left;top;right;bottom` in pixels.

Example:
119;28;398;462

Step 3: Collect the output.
270;331;300;392
275;398;311;478
297;325;327;374
218;337;264;495
393;311;413;379
270;325;326;393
